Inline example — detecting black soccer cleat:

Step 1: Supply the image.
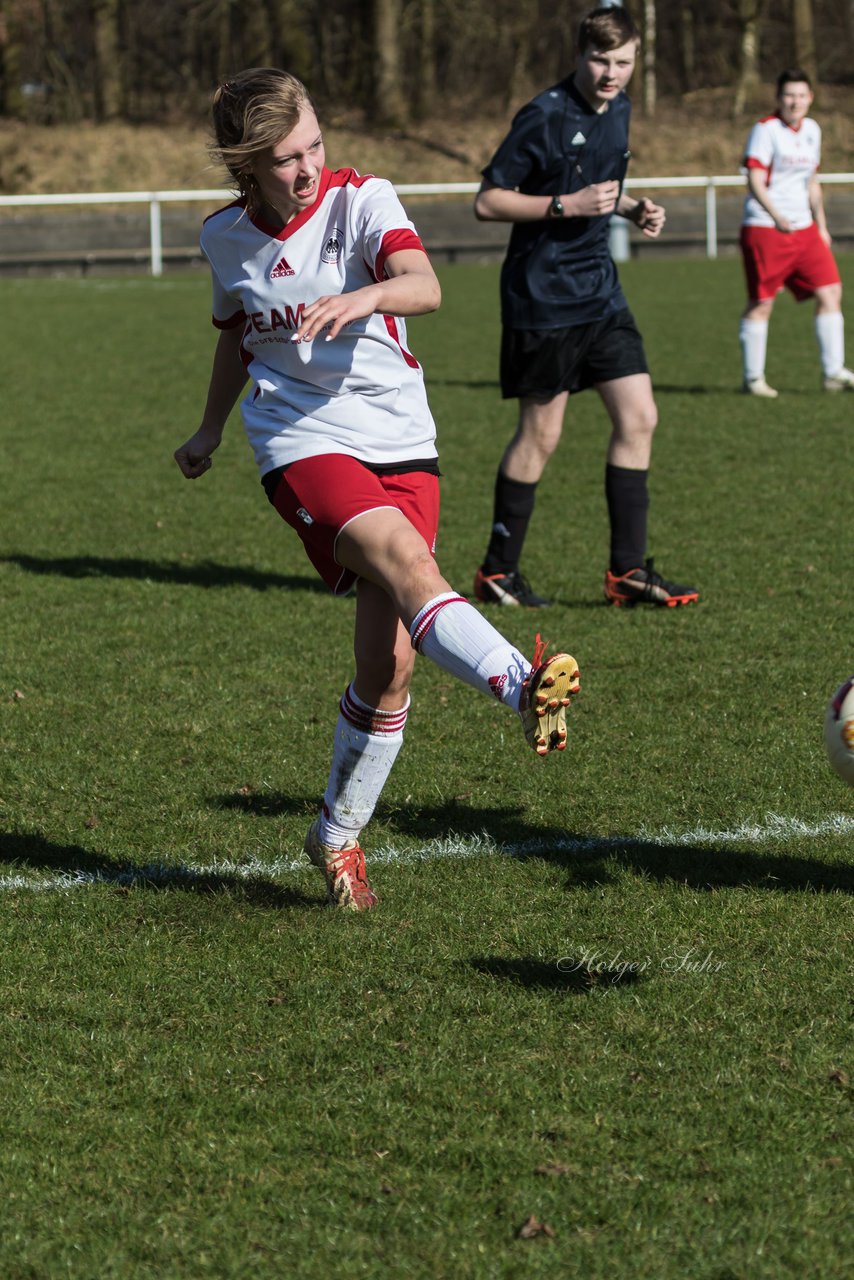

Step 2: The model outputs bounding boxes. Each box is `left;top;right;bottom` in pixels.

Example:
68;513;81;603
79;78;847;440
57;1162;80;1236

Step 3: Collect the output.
603;557;698;608
473;568;551;608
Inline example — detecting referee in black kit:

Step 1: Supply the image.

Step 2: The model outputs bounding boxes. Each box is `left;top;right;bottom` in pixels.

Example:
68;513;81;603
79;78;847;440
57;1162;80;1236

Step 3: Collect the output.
471;5;698;611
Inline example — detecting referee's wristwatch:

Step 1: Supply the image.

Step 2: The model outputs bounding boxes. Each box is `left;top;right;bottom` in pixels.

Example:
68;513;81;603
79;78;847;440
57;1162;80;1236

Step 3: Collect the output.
547;195;564;218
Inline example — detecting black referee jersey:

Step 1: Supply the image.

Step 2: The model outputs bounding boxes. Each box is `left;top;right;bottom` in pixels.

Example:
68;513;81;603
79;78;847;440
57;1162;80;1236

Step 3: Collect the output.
483;74;633;330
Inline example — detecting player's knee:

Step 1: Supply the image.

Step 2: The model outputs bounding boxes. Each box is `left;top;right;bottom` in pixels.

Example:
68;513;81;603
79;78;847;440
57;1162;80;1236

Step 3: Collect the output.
816;283;842;312
624;402;657;441
643;402;659;436
539;428;562;459
397;540;439;586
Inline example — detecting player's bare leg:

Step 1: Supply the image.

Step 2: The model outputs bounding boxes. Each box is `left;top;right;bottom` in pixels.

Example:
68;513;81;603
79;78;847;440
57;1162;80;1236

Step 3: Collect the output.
597;372;657;469
474;392;567;607
501;393;569;484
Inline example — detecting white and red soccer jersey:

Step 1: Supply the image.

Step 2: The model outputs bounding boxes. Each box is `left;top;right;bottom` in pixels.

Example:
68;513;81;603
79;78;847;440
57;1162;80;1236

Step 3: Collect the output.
741;113;821;230
200;167;438;476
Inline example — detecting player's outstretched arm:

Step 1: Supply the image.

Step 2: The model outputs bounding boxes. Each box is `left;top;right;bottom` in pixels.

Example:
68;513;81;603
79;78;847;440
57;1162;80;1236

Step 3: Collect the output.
293;249;441;344
174;325;247;479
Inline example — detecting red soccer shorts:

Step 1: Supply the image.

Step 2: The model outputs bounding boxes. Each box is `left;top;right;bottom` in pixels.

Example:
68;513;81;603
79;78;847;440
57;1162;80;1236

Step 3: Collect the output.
267;454;440;595
740;222;840;303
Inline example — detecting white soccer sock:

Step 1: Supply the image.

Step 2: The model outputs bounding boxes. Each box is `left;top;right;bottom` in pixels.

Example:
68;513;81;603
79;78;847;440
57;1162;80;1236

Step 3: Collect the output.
409;593;529;711
739;318;769;383
318;684;408;848
814;312;845;377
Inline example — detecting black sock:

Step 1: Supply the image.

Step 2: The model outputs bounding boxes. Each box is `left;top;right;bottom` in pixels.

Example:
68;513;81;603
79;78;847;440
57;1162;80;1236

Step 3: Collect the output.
482;472;538;576
605;464;649;575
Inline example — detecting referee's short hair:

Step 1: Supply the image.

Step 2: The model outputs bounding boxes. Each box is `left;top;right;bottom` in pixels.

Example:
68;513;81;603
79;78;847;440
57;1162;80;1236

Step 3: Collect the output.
577;6;642;54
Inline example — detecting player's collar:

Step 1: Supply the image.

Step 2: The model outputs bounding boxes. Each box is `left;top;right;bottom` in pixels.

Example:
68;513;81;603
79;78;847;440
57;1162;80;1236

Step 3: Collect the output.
775;110;804;133
567;73;606;116
249;168;333;240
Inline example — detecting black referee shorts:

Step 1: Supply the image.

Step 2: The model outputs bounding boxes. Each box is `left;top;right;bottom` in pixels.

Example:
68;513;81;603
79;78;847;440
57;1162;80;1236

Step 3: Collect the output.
500;306;649;400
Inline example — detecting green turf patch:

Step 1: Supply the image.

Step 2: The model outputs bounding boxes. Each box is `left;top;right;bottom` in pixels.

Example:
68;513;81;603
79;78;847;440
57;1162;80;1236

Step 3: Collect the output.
1;259;852;1278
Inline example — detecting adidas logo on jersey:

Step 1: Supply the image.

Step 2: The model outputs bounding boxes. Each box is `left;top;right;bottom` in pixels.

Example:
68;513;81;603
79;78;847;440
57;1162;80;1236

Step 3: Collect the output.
270;256;295;278
571;131;587;145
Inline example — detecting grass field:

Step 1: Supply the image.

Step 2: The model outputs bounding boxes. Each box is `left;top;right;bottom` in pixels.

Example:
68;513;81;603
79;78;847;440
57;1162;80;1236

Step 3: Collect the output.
1;255;852;1279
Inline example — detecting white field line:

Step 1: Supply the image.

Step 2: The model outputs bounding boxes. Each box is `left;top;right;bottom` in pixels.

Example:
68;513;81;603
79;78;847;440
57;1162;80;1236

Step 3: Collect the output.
1;813;852;895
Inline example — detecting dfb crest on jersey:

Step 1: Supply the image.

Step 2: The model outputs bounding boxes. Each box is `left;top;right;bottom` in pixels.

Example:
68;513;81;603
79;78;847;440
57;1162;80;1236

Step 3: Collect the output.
321;229;343;264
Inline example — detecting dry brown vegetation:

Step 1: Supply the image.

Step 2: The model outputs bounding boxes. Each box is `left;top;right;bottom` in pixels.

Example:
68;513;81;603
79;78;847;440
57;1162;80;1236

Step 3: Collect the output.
1;86;851;196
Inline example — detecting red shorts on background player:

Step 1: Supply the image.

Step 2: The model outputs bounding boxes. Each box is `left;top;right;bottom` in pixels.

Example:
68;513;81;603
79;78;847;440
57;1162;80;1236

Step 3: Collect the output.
738;67;853;397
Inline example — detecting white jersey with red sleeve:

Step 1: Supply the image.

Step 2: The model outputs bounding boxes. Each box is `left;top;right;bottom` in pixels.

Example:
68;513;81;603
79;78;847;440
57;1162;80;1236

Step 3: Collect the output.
741;113;821;230
200;167;438;476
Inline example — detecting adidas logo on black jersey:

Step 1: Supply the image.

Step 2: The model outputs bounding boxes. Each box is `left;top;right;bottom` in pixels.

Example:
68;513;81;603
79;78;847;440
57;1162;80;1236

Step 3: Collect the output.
271;256;295;278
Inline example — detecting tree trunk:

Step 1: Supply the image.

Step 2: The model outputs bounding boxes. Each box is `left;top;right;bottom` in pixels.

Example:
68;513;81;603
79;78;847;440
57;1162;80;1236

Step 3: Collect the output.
264;0;311;83
734;0;764;117
642;0;656;115
372;0;406;127
791;0;817;82
412;0;436;121
681;0;695;93
0;4;16;115
91;0;122;121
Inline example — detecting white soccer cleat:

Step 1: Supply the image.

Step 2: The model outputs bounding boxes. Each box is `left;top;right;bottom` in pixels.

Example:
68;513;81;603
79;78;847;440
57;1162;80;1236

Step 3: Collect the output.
823;367;854;392
743;376;779;399
304;818;378;911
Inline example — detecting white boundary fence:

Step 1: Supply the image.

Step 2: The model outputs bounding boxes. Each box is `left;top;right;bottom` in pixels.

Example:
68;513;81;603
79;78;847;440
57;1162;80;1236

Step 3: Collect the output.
1;174;852;275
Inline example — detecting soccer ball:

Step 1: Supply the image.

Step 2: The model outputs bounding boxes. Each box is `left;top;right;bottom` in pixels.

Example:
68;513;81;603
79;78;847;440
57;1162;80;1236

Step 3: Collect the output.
823;675;854;785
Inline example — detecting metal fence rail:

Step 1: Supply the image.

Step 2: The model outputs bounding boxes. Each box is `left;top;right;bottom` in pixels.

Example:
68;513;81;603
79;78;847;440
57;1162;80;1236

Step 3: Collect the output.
1;174;852;275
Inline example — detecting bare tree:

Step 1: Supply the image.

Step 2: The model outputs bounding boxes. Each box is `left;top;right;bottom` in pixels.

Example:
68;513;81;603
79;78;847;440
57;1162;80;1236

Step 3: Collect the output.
412;0;436;120
642;0;656;115
791;0;817;81
1;0;853;125
680;0;695;92
263;0;311;81
91;0;121;120
0;2;16;115
733;0;765;116
371;0;406;126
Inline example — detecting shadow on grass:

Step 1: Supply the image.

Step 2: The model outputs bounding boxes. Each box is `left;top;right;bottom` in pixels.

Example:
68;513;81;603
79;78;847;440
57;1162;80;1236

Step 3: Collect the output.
1;554;324;593
524;833;854;895
0;830;316;909
656;383;822;398
470;955;643;992
654;383;734;395
213;792;854;894
216;790;318;819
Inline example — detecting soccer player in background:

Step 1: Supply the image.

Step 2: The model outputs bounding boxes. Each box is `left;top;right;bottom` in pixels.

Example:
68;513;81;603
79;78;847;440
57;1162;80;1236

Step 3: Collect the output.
470;5;698;610
739;67;854;397
174;68;580;913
